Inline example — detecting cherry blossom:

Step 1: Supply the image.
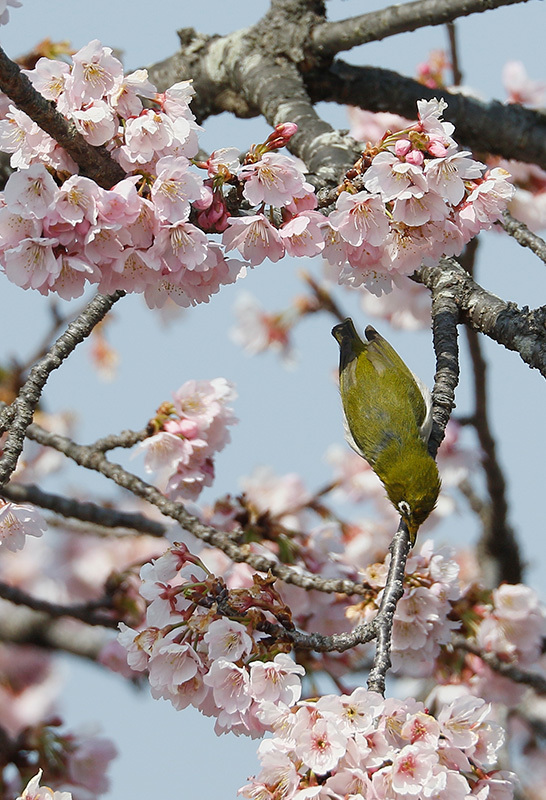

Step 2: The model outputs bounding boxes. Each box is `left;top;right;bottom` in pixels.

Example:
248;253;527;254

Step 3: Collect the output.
0;500;47;551
222;214;285;265
328;191;390;246
16;770;72;800
239;152;308;206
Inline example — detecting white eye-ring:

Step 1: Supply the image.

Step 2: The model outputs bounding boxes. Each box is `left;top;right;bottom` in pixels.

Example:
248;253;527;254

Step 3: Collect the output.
398;500;411;517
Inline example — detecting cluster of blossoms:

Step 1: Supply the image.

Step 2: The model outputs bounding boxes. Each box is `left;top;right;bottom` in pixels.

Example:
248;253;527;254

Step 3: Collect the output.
460;583;546;705
12;727;116;799
118;543;305;737
347;539;462;677
137;377;237;502
323;98;515;295
240;690;515;800
0;40;245;306
0;38;517;306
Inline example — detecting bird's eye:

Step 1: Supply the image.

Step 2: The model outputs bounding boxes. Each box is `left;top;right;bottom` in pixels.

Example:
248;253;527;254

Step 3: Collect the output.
398;500;411;517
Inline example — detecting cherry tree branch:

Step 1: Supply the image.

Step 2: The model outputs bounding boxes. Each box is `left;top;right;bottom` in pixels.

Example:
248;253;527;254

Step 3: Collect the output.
0;607;110;661
19;421;372;599
452;635;546;694
415;257;546;378
0;46;126;188
0;581;119;628
0;481;166;538
0;291;125;488
456;241;522;585
366;523;412;695
311;0;530;57
500;211;546;265
425;265;460;456
464;326;522;585
307;61;546;171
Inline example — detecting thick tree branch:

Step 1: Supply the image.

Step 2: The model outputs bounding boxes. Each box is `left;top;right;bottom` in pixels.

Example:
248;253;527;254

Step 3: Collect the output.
0;606;109;661
307;61;546;171
0;291;125;488
230;54;361;185
415;258;546;378
0;46;126;188
311;0;531;57
425;269;460;456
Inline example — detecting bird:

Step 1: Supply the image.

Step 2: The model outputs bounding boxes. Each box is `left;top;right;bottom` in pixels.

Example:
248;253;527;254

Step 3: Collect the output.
332;318;441;544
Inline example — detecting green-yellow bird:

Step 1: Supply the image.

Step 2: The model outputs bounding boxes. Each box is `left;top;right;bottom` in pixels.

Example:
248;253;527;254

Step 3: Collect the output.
332;318;441;544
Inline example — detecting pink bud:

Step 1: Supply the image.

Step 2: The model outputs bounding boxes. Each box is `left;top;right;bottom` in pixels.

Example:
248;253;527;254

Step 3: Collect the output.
427;137;448;158
395;139;412;157
405;149;424;166
264;122;299;151
192;182;214;211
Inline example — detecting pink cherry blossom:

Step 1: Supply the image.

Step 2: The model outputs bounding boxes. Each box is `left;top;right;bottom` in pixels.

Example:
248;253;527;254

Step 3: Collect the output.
239;152;308;206
503;60;546;107
148;641;204;693
118;109;175;166
66;732;117;795
4;163;58;219
347;106;410;143
392;189;449;226
230;292;295;366
203;618;253;662
16;770;72;800
391;744;437;794
0;500;47;551
425;150;484;205
69;39;123;104
108;68;156;118
151;155;203;223
4;236;60;291
203;659;252;714
25;57;70;101
363;151;428;202
70;100;117;146
54;175;101;225
279;210;325;257
0;0;21;26
249;654;305;705
223;214;285;265
294;716;348;774
328;191;390;246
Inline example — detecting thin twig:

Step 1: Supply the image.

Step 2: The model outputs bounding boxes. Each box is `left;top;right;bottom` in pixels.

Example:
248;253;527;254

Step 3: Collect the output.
0;581;119;628
452;635;546;694
464;321;522;584
0;481;166;537
20;420;373;599
500;210;546;265
366;521;412;695
446;21;463;86
0;291;125;488
457;240;521;585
